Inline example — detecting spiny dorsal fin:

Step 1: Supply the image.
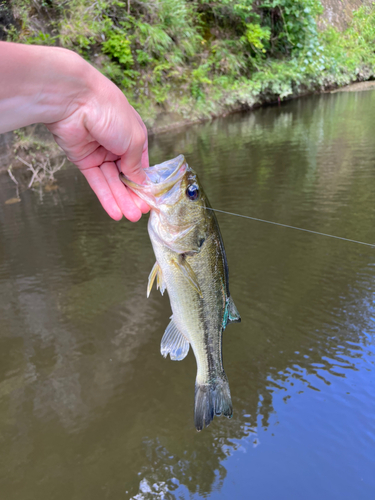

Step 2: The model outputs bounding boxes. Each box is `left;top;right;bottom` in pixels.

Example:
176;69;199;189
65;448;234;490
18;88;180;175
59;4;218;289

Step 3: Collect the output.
161;317;190;361
147;261;166;297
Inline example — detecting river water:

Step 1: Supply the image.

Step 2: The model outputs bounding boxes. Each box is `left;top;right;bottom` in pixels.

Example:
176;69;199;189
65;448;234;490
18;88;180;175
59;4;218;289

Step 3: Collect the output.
0;90;374;500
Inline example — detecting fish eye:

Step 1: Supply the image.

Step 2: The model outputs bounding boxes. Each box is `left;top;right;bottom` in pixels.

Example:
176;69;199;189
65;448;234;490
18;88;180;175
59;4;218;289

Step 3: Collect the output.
186;184;199;201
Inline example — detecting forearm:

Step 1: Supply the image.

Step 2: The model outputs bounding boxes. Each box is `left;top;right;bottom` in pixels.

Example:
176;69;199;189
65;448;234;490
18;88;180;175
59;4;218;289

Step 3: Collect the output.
0;42;95;133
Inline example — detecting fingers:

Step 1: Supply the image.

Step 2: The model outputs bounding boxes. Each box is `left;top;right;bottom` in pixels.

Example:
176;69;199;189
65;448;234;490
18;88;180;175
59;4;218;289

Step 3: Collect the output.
115;159;150;215
100;162;144;222
47;71;151;222
81;165;122;221
101;162;142;222
69;145;119;169
81;162;143;222
129;189;150;214
84;82;149;185
73;148;149;221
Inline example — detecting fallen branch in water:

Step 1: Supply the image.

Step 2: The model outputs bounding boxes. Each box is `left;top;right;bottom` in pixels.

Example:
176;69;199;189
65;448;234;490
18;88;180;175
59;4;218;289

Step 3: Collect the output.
7;165;20;201
16;155;66;188
4;154;66;205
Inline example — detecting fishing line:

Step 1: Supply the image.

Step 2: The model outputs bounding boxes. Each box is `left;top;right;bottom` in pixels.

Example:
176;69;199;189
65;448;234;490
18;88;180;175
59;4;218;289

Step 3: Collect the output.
204;207;375;248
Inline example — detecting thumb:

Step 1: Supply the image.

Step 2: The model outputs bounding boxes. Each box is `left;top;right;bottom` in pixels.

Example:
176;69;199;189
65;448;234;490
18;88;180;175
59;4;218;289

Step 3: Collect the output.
120;114;148;184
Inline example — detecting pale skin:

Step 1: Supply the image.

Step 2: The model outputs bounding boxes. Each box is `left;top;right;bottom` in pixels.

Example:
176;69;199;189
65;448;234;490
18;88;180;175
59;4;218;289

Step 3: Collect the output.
0;41;150;222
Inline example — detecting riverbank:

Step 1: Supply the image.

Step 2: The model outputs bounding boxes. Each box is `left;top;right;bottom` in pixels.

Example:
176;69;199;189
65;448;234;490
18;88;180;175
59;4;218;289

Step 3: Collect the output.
1;79;375;175
1;1;375;172
145;80;375;134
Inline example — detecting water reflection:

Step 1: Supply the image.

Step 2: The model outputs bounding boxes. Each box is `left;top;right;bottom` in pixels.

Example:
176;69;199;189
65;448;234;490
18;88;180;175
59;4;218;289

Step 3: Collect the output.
0;91;375;499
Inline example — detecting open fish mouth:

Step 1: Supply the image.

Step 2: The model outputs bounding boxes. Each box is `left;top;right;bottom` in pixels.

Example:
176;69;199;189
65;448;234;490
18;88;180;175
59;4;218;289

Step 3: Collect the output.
119;155;187;205
144;155;186;185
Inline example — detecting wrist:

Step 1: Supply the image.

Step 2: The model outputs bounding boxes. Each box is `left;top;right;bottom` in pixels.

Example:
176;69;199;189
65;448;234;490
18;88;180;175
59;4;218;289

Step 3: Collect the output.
33;47;95;124
0;42;95;132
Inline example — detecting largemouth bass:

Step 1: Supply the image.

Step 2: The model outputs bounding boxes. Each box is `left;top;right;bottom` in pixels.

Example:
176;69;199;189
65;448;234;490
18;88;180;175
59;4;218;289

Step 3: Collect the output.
120;155;241;431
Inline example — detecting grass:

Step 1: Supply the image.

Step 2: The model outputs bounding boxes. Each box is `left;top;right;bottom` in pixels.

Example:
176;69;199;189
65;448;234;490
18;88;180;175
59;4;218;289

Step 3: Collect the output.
3;0;375;128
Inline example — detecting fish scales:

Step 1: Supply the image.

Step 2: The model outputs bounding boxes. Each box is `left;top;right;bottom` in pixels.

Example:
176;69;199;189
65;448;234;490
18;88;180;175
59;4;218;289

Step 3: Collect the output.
120;155;241;431
151;217;225;383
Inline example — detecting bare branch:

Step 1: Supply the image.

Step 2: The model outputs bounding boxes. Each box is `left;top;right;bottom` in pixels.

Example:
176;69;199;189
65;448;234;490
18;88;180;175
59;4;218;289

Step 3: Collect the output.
16;155;33;169
7;166;19;185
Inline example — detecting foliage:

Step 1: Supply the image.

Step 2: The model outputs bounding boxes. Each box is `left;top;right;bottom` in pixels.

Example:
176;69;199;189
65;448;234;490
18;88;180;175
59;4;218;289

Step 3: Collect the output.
2;0;375;127
242;23;271;53
102;32;133;67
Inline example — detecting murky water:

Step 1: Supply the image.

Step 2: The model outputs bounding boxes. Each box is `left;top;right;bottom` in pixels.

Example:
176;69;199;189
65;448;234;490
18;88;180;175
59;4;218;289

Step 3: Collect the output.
1;90;375;500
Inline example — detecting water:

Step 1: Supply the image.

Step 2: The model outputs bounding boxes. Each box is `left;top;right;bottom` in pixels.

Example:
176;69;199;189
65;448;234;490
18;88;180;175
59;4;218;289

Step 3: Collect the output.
1;90;375;500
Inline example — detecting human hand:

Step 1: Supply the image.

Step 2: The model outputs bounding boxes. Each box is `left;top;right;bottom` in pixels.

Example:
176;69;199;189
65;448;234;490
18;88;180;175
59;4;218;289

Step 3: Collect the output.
46;61;150;222
0;42;149;222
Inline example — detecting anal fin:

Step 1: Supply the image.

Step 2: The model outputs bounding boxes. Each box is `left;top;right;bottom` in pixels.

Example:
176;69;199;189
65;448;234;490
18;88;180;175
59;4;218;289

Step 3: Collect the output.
161;317;190;361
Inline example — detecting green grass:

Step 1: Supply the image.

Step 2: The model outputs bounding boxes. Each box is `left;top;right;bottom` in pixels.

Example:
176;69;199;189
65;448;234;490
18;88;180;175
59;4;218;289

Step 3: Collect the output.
3;0;375;127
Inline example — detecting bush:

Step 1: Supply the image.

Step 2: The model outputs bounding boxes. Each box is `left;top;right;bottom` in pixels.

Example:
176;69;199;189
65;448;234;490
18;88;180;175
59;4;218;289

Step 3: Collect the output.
3;0;375;126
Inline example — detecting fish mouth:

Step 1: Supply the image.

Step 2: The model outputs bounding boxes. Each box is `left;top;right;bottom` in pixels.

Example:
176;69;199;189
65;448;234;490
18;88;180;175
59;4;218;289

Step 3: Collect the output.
119;155;187;207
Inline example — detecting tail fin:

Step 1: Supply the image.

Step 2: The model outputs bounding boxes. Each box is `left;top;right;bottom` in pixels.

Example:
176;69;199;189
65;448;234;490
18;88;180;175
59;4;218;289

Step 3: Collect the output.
194;375;233;431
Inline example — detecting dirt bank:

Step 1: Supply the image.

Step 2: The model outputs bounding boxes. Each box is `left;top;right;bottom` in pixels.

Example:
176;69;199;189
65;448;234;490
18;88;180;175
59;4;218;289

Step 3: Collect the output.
1;80;374;174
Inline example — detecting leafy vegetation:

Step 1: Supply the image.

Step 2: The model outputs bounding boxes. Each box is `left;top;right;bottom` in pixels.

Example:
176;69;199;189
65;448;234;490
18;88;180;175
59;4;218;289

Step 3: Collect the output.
2;0;375;127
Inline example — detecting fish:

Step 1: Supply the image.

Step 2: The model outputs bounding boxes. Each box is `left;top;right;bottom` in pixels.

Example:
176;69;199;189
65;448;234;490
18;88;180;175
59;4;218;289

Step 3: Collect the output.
120;155;241;431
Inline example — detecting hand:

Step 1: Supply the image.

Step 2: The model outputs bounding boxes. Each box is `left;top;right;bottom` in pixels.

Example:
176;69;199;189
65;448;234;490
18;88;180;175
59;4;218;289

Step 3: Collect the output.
0;42;150;222
46;76;150;222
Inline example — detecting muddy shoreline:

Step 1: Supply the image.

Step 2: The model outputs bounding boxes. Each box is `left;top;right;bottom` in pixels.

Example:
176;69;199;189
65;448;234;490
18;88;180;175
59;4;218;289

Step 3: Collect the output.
1;80;375;174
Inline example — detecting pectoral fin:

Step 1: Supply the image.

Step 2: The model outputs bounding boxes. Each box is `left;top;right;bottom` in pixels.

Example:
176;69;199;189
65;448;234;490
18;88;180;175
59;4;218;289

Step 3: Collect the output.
161;317;190;361
147;262;166;297
171;256;202;297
